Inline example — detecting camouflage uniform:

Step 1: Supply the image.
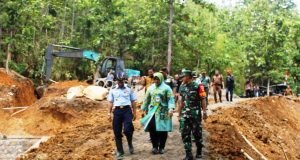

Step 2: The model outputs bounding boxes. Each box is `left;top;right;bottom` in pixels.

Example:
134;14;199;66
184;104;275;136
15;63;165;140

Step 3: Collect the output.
179;80;204;159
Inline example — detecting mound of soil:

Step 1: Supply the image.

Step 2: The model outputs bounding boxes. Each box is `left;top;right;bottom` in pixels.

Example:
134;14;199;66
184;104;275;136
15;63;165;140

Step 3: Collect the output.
0;77;142;159
0;97;109;136
21;124;114;160
205;96;300;159
0;69;36;107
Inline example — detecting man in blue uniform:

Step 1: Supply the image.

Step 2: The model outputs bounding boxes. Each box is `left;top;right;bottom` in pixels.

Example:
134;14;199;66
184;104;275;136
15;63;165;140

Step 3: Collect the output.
107;76;137;159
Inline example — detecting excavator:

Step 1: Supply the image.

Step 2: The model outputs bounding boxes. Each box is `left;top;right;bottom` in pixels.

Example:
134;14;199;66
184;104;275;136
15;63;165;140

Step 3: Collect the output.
43;44;126;86
36;44;140;98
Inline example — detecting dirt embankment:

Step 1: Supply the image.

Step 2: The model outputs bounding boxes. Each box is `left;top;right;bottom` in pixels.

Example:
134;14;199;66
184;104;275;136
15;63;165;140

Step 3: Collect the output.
205;96;300;159
0;69;36;107
18;98;114;159
0;76;143;159
0;79;100;136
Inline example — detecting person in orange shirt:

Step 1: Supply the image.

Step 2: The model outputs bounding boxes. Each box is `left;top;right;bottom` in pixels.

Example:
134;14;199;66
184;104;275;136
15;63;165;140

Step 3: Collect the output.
139;68;155;93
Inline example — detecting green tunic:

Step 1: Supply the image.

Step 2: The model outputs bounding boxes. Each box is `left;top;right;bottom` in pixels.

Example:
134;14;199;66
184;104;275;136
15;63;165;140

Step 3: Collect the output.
140;72;175;132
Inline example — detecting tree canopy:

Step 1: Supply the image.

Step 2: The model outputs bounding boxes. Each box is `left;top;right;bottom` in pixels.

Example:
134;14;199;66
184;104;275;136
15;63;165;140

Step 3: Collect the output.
0;0;299;94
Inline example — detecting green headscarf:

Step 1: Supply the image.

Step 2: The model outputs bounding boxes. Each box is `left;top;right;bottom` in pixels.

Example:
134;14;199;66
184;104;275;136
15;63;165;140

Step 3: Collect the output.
153;72;164;85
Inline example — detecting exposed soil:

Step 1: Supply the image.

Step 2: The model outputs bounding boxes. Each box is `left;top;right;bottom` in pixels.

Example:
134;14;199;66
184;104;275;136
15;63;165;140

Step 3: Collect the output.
205;96;300;159
0;69;36;107
21;122;115;160
2;71;299;160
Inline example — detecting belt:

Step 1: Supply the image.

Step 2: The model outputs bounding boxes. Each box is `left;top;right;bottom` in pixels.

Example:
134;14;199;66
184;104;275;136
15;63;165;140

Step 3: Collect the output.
115;105;130;109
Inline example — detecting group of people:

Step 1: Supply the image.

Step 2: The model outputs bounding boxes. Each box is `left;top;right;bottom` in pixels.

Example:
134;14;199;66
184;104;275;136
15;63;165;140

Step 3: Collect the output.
245;79;260;97
192;69;235;103
107;67;234;160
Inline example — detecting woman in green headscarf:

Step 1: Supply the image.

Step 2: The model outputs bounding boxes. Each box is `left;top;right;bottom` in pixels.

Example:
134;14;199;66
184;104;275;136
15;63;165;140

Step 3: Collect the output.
140;72;175;154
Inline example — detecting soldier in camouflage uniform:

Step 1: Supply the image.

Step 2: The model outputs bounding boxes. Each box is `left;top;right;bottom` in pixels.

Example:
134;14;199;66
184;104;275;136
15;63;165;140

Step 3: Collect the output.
178;70;208;160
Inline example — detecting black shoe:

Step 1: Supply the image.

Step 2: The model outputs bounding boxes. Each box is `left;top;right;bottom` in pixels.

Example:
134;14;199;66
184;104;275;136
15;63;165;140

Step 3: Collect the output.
126;136;134;154
195;152;202;159
195;148;202;159
183;152;193;160
115;151;124;160
152;148;159;155
115;138;124;159
159;148;165;154
129;145;134;154
195;154;202;159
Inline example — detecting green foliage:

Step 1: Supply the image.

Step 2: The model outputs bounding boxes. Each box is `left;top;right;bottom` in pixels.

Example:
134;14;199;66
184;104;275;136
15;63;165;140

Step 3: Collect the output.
8;61;28;74
0;0;299;94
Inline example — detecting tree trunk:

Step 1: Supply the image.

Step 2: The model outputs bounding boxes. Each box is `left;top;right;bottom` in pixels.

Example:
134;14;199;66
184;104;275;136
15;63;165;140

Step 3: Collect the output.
167;0;174;72
6;44;11;73
196;51;200;70
267;78;270;96
60;0;67;40
5;31;13;73
0;28;2;50
71;0;75;37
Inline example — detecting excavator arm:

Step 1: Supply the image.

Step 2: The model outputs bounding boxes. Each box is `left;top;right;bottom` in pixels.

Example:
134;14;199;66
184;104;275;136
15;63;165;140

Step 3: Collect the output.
44;44;100;81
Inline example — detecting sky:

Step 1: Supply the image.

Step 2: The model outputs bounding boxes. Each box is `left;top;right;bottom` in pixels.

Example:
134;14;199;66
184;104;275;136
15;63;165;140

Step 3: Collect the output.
206;0;300;13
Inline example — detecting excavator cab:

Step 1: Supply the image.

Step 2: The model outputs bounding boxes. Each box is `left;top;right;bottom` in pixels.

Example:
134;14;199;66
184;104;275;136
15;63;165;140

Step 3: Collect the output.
43;44;126;86
98;57;126;79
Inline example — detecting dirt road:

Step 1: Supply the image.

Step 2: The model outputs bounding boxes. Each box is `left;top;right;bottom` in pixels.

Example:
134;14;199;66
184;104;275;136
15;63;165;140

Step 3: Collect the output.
121;99;246;160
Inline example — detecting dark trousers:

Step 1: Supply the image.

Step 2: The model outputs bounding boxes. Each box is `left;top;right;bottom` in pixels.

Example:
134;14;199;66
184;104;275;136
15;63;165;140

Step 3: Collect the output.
246;90;253;98
204;87;209;105
226;87;234;101
113;107;134;152
148;115;168;149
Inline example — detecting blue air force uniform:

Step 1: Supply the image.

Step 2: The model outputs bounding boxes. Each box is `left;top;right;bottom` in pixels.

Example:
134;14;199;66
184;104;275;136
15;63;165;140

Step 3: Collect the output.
108;85;137;156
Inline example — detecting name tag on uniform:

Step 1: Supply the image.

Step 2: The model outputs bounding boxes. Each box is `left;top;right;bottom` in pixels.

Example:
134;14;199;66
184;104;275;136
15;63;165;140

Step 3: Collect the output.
155;96;161;102
124;90;129;96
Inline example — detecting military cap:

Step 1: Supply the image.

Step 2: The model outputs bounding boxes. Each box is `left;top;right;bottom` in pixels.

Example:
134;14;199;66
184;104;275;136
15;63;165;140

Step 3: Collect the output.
182;69;192;76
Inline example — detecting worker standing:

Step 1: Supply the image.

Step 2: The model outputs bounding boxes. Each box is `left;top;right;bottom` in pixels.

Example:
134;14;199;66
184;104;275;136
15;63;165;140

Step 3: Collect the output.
211;70;224;103
107;76;137;159
178;70;207;160
140;68;155;92
141;72;175;154
198;70;210;105
225;69;235;102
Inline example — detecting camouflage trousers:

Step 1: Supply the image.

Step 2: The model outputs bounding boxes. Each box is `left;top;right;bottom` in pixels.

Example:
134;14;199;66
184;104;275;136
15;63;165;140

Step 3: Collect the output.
180;116;203;152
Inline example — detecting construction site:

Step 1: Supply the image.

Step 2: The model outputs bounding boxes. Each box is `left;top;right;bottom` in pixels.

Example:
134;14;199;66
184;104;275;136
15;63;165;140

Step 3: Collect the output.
0;68;299;160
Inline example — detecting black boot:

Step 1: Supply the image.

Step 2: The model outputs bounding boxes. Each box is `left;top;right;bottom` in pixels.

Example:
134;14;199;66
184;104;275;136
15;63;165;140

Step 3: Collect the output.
115;138;124;159
183;151;193;160
195;142;203;159
195;147;202;159
127;136;134;154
